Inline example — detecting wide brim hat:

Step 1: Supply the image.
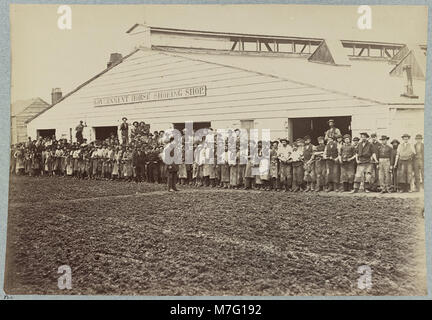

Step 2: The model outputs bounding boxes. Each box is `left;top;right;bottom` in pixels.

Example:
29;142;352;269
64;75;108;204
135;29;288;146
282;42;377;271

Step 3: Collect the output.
327;119;335;124
343;134;351;140
379;135;389;141
401;133;410;139
133;121;139;126
352;137;360;141
391;139;400;145
360;132;369;138
279;138;289;143
122;117;128;121
415;134;423;139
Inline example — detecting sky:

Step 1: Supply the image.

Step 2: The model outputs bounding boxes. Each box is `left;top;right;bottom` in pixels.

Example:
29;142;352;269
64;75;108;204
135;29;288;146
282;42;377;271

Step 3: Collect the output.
10;4;429;103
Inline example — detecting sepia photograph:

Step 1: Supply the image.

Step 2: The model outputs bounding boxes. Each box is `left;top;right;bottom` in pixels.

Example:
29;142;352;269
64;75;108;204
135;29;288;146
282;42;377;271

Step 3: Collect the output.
2;3;429;298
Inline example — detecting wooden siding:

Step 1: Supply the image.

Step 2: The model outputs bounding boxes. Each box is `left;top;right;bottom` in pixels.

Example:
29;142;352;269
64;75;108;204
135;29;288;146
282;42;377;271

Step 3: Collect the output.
28;49;393;140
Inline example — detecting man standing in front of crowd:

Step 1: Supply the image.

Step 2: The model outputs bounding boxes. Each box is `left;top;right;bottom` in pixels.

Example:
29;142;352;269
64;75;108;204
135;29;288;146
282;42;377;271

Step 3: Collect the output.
324;119;341;141
413;134;424;192
394;133;416;193
377;135;393;193
351;132;376;193
277;138;293;192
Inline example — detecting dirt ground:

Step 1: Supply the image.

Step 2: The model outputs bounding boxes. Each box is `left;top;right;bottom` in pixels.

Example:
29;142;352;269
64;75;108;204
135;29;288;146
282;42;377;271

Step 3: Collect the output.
4;175;427;296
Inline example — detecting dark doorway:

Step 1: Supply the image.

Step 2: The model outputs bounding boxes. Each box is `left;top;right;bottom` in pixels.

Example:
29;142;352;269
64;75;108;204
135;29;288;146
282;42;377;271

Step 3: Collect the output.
291;116;351;144
173;122;212;132
37;129;56;139
94;126;118;141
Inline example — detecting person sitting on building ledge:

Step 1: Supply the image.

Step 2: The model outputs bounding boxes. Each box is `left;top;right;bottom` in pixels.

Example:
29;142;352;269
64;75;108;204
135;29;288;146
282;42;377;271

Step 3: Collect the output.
75;120;87;145
119;117;129;145
324;119;341;142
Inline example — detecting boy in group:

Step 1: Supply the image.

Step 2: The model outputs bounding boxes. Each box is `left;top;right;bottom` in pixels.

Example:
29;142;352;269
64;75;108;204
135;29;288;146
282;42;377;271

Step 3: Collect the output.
291;139;305;192
323;135;339;192
377;135;393;193
302;136;315;192
313;136;326;192
369;133;381;192
390;139;400;192
413;134;424;192
277;138;293;192
335;134;344;191
269;141;280;191
339;134;356;192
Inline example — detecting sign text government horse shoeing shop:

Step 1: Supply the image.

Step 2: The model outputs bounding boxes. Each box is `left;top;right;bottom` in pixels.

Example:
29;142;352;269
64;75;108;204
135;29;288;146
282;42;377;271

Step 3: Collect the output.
94;85;207;107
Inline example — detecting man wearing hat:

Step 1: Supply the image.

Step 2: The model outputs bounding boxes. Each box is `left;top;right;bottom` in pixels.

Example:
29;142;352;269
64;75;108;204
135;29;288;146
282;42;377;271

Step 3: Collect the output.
324;119;341;142
351;132;376;193
119;117;129;145
377;135;393;193
413;134;424;192
277;138;293;192
394;134;416;192
339;134;356;192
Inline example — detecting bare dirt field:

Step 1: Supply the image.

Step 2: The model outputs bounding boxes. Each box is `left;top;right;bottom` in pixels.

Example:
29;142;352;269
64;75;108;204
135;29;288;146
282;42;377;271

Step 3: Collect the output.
4;175;427;296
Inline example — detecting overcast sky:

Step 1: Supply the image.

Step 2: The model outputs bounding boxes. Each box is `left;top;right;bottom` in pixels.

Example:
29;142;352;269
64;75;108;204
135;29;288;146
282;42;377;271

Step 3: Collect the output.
10;4;428;103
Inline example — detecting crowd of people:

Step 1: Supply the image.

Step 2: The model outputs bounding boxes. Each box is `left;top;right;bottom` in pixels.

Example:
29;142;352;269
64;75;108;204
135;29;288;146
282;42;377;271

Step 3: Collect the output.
10;118;424;194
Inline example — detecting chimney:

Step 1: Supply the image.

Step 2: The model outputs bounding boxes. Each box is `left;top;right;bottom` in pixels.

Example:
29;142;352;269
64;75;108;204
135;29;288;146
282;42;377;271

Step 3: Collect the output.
51;88;62;105
107;53;123;68
401;65;419;99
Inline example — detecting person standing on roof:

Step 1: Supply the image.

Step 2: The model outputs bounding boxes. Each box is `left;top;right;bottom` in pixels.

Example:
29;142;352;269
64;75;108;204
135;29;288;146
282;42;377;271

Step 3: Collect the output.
324;119;341;142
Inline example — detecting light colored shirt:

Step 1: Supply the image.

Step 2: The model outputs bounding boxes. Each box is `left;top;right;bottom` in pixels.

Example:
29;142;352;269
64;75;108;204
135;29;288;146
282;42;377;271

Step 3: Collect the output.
277;144;293;162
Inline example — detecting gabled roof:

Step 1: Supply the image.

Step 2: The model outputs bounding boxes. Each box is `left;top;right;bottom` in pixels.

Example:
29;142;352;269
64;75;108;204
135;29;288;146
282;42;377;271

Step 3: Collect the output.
308;39;351;66
161;47;425;104
25;49;140;124
11;97;49;117
389;46;427;80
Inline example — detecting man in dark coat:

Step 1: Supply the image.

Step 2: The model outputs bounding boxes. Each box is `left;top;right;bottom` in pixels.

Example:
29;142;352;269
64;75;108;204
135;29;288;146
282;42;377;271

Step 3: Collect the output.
350;132;376;193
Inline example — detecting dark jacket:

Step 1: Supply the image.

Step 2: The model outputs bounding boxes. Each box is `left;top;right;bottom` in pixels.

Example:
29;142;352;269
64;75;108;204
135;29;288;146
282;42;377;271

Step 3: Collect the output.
357;141;374;164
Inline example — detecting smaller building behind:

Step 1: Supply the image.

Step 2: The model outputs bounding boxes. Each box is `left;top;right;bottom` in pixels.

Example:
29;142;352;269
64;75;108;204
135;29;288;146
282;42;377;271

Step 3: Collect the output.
11;97;50;144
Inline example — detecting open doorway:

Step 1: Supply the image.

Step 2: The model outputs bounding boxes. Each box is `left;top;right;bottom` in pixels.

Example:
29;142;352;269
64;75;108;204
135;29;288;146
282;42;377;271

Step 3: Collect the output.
94;126;118;141
37;129;56;139
291;116;351;144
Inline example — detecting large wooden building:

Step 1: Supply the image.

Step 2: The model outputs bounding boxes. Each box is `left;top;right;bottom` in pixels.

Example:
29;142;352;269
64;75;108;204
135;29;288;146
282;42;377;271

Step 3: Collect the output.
26;25;426;143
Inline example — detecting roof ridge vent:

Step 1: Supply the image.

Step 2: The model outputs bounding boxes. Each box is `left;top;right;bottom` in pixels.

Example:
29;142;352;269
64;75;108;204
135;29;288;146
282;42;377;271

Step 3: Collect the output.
389;46;426;80
308;39;351;66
